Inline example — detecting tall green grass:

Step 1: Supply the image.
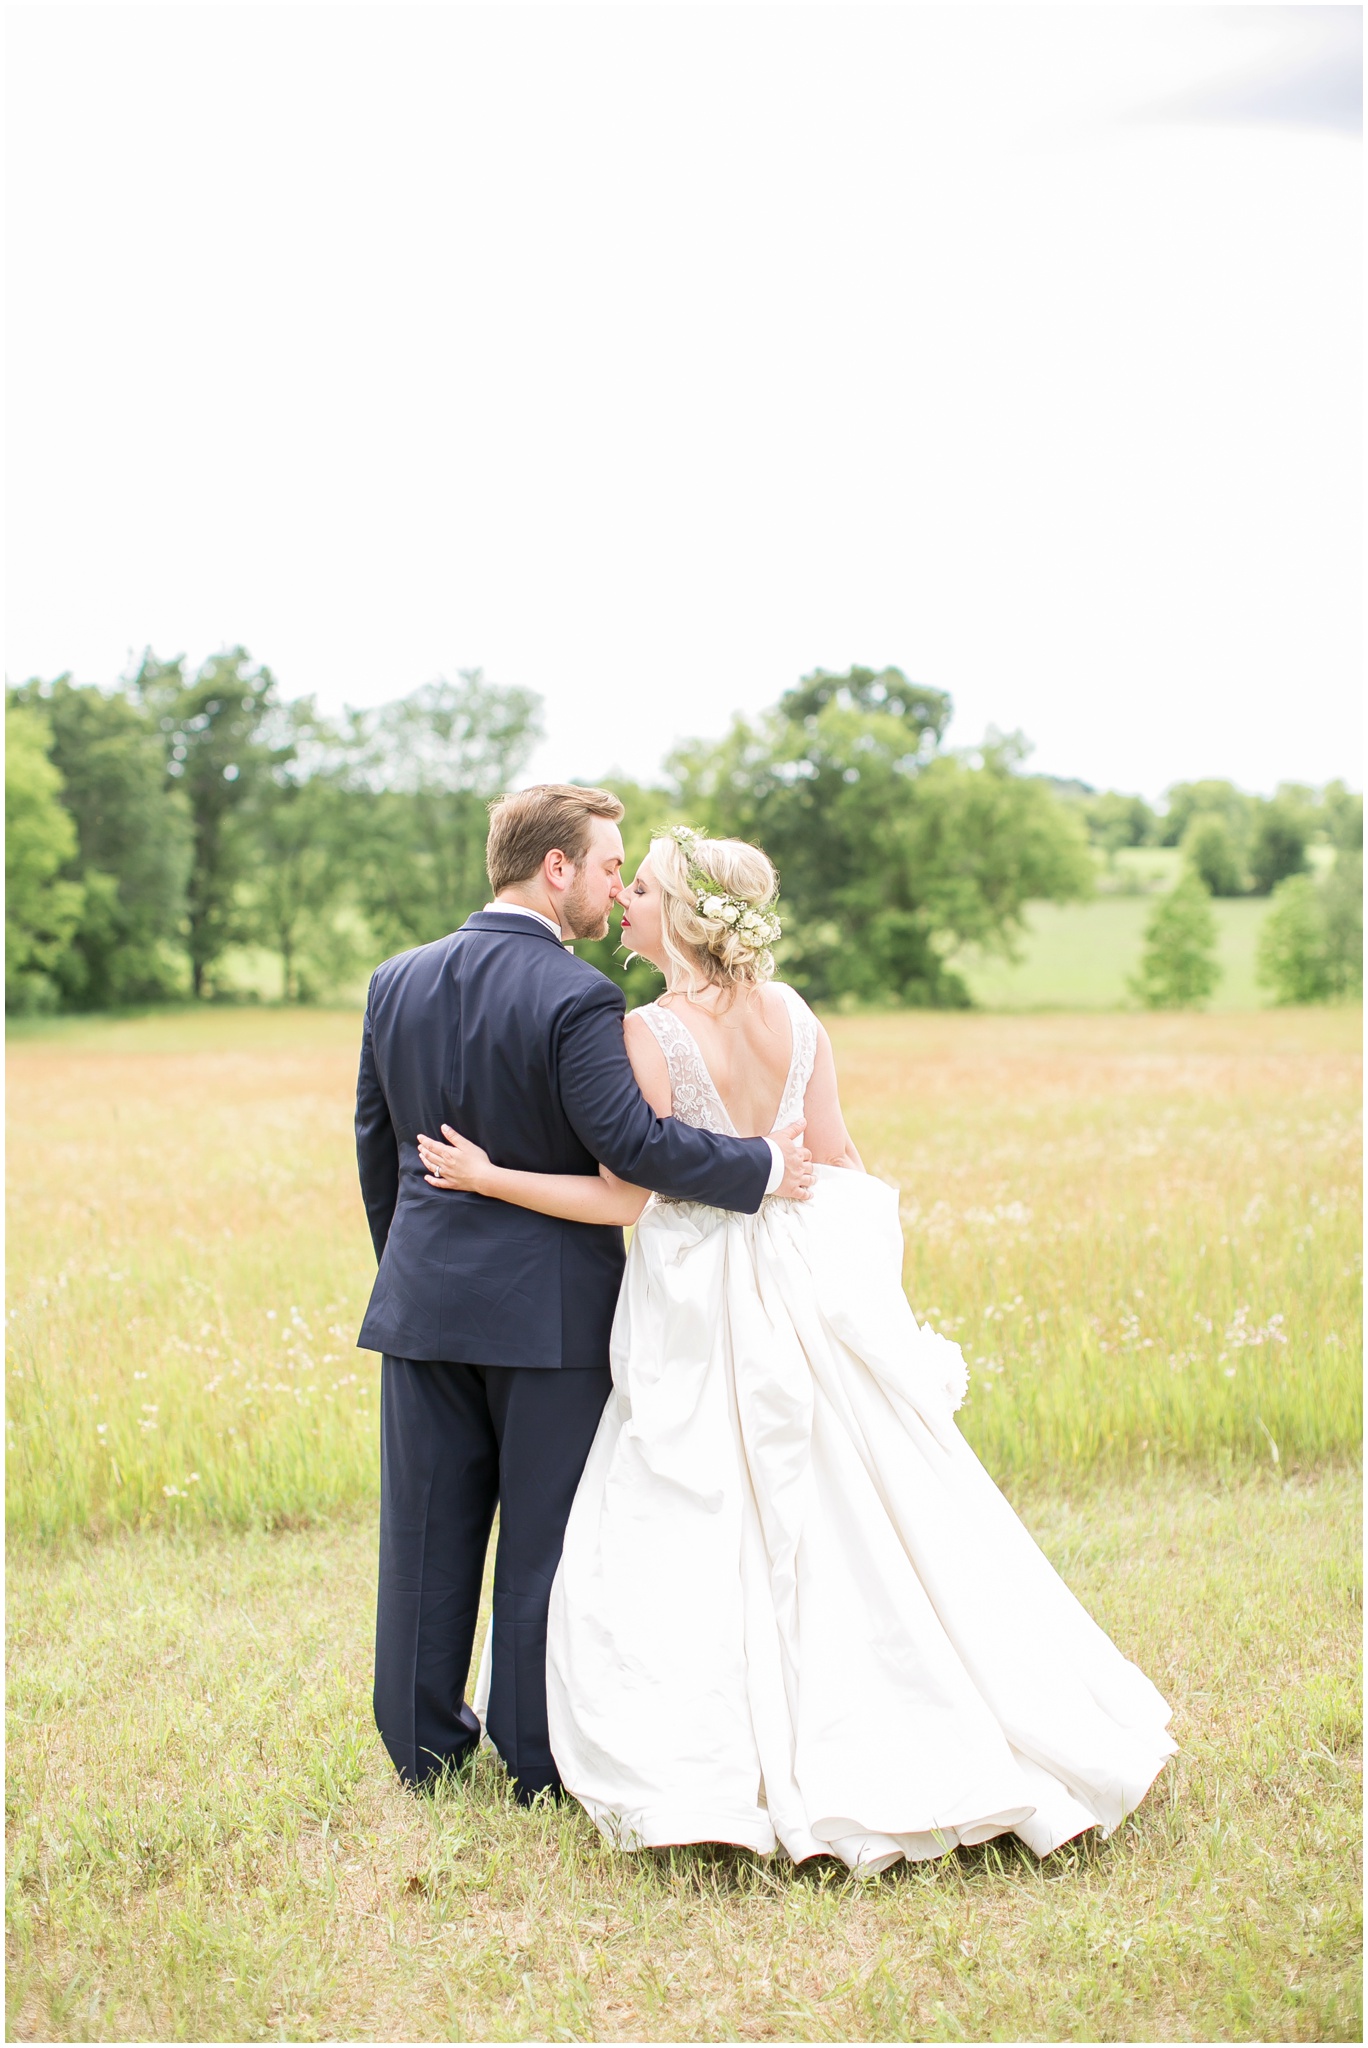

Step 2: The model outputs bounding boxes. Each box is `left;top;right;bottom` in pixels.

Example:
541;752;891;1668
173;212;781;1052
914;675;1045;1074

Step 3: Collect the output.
5;1007;1361;1542
874;1011;1361;1476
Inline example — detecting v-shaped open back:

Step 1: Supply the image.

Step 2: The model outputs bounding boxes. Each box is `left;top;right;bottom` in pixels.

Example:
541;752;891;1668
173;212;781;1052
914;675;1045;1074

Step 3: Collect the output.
636;983;818;1139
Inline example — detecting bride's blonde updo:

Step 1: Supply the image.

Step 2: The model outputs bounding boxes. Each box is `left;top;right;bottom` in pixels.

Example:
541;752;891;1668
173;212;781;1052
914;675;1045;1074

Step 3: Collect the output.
649;827;781;997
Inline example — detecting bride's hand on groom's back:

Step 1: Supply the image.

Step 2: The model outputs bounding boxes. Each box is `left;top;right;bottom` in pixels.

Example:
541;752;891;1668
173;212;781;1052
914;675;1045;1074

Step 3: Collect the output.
773;1120;815;1201
417;1125;493;1194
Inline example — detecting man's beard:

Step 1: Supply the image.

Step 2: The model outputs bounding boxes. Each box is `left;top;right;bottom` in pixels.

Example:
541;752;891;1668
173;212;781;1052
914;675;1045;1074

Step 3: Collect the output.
562;870;612;941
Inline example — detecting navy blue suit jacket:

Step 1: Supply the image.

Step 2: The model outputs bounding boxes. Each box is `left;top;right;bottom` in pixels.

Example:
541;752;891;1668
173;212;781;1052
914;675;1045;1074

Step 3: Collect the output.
355;910;773;1369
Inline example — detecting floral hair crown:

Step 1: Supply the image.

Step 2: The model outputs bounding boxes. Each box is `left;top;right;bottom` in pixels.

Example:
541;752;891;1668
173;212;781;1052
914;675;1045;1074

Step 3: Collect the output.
663;824;782;949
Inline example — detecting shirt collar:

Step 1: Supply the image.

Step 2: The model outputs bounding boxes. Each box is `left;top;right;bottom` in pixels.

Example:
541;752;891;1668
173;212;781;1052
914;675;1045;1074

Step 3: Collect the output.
482;901;565;941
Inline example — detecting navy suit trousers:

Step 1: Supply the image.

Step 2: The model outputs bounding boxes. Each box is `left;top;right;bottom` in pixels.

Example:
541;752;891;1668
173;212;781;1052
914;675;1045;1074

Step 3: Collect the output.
374;1355;612;1802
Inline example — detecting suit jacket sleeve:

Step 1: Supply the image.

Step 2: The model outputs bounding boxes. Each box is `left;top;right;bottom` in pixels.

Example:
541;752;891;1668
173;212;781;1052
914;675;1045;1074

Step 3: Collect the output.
355;978;400;1261
556;979;772;1213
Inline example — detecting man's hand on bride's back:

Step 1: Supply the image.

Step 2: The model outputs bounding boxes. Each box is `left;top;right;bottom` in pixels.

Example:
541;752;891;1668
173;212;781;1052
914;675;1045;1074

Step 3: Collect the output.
418;1125;494;1194
773;1120;815;1201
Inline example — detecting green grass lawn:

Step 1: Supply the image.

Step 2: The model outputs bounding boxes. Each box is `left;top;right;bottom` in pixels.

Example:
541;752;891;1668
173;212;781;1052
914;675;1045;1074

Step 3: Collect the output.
7;1471;1360;2043
957;896;1274;1011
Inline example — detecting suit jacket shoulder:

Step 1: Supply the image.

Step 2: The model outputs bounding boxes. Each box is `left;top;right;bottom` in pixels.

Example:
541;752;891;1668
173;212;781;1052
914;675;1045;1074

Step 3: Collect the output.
372;924;620;994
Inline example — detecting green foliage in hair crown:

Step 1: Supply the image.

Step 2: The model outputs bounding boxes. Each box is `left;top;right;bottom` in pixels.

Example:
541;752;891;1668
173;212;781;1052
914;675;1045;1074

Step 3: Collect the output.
665;825;782;949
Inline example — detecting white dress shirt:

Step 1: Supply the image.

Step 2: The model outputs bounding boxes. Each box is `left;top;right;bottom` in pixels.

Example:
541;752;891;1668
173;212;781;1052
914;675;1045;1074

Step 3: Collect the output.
482;900;786;1195
483;900;564;940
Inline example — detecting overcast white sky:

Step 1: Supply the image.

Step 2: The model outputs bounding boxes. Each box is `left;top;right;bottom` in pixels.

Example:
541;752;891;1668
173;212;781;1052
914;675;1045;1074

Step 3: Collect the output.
6;3;1361;800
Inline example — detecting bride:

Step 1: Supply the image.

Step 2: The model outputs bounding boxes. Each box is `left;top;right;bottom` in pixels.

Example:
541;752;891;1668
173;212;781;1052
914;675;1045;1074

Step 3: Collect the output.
417;827;1175;1874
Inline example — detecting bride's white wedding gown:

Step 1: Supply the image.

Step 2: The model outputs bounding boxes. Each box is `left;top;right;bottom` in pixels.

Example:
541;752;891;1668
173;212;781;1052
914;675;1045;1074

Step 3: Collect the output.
539;984;1175;1873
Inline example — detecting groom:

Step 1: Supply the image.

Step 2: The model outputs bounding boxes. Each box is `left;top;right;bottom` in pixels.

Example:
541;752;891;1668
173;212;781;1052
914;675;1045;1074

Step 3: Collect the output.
355;783;811;1803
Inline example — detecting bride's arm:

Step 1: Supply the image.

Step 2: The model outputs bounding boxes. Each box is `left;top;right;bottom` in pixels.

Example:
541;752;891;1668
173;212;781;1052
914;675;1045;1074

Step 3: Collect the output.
800;1023;865;1171
417;1125;652;1225
416;1007;669;1227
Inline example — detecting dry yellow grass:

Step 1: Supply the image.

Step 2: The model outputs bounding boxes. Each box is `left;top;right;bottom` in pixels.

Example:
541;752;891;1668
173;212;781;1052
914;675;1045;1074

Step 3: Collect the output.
7;1010;377;1539
6;1006;1359;1537
845;1008;1361;1476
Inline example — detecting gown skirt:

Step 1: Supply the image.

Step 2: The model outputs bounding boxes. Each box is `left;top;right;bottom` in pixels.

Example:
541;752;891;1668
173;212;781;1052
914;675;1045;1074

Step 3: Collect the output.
540;1166;1176;1874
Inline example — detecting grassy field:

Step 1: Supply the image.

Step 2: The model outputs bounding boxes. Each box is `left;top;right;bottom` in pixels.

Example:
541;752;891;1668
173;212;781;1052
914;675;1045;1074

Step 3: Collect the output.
956;895;1273;1011
6;1004;1362;2041
7;1472;1360;2043
6;1007;1358;1540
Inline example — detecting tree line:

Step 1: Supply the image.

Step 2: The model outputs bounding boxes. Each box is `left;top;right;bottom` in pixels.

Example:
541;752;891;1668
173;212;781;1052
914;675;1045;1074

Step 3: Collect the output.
6;652;541;1012
1067;773;1361;899
6;653;1361;1013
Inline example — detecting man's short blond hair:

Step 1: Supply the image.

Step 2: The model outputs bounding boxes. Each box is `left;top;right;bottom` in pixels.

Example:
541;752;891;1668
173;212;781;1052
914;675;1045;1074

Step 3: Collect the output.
485;784;625;894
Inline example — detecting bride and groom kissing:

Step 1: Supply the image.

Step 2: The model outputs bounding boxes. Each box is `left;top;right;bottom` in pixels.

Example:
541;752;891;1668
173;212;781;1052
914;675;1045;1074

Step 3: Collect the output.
355;783;1174;1874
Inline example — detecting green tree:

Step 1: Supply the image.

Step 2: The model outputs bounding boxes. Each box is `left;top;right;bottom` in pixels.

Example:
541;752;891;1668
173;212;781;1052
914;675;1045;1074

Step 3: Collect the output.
1324;852;1364;995
1181;811;1247;897
889;741;1097;995
5;701;84;1011
1246;796;1309;897
670;669;1092;1006
1128;874;1222;1009
241;699;361;1001
1257;855;1363;1004
1083;789;1157;854
344;670;543;960
10;676;192;1007
1320;781;1363;853
777;664;954;745
134;648;282;997
1158;779;1252;848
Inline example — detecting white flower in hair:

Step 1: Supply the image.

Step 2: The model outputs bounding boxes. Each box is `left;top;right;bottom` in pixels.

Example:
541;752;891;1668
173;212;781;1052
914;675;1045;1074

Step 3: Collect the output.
662;823;782;951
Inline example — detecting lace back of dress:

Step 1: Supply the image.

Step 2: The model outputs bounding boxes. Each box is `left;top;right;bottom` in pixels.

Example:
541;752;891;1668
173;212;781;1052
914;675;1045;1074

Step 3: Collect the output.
636;1004;738;1135
637;984;818;1137
772;983;819;1129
